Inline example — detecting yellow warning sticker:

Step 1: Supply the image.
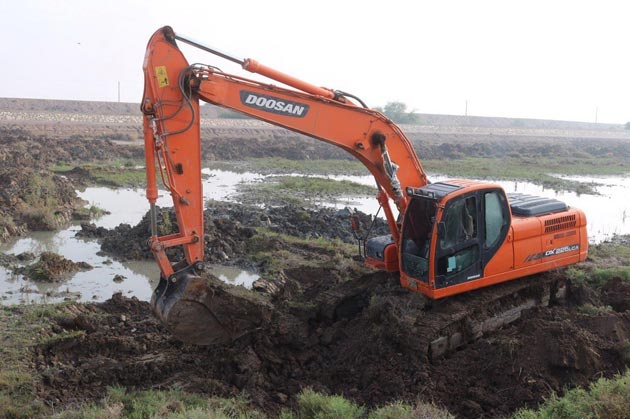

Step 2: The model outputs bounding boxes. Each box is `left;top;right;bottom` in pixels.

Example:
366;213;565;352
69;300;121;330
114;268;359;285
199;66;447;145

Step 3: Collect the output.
155;66;169;88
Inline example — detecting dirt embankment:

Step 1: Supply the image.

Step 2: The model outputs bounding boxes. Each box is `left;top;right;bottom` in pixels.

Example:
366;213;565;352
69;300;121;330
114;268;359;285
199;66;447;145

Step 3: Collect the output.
0;127;142;240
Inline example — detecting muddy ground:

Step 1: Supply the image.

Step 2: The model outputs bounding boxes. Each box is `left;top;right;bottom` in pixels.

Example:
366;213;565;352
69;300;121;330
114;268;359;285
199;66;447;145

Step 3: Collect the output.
34;264;630;419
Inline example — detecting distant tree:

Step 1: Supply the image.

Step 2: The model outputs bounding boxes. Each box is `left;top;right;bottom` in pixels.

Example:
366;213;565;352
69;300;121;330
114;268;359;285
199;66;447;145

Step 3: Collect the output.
625;121;630;130
374;102;419;124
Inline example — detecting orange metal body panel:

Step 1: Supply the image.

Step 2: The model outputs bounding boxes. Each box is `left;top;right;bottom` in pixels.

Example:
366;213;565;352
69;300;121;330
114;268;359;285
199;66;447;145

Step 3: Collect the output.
482;230;514;277
366;244;399;272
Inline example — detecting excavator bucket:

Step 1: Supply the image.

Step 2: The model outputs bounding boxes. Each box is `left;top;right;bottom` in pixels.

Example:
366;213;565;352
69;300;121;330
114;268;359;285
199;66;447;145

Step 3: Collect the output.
151;270;271;345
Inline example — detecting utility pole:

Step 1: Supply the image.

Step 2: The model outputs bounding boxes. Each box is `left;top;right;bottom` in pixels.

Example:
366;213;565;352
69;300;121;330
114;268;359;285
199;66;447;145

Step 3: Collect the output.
118;81;121;103
465;100;468;116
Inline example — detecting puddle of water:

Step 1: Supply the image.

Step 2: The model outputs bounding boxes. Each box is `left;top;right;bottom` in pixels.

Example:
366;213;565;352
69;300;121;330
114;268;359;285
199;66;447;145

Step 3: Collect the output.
1;169;627;305
0;228;156;305
0;172;263;305
208;264;260;288
78;187;172;229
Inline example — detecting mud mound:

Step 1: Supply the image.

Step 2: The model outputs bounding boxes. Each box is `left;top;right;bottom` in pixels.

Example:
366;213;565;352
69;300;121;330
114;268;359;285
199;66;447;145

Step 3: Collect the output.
83;201;388;264
0;167;82;238
35;268;630;418
18;252;92;282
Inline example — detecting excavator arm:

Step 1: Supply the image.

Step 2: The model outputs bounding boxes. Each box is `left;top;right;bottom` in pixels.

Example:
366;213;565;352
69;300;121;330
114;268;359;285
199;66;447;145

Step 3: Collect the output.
142;27;429;278
141;26;428;341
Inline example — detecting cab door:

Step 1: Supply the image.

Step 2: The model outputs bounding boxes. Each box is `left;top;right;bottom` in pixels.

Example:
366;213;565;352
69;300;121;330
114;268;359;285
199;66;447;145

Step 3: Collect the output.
480;188;512;276
435;194;482;288
434;188;511;289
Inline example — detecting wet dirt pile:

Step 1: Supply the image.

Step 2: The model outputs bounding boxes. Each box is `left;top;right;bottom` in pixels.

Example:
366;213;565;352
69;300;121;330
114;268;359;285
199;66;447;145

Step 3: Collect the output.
17;251;92;282
79;201;388;265
0;251;34;269
34;268;630;418
0;167;81;239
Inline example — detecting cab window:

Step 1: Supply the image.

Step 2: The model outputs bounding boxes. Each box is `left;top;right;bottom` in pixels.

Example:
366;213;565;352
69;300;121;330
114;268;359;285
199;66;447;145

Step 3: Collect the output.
440;196;477;249
437;195;479;279
484;191;506;248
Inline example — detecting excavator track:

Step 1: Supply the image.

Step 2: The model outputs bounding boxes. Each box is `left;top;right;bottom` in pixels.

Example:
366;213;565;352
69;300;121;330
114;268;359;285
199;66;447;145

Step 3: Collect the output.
420;272;567;360
251;268;568;360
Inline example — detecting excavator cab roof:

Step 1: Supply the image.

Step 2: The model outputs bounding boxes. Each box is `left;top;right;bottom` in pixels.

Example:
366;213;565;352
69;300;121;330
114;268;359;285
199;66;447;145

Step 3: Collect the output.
406;182;464;201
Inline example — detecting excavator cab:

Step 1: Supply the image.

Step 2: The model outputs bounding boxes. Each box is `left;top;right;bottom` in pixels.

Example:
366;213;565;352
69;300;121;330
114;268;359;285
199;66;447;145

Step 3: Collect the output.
367;181;514;299
396;179;588;299
399;181;511;297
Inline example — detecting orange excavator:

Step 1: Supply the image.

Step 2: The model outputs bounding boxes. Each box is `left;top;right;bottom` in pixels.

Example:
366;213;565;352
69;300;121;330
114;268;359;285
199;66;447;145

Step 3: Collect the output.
141;26;588;343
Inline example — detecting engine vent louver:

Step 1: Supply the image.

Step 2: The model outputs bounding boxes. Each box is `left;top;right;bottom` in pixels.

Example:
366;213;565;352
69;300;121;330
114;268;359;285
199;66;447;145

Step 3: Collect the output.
544;214;576;233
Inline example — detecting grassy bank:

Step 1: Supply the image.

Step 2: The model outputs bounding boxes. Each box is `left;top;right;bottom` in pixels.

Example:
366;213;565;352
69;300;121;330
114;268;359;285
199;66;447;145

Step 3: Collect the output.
511;370;630;419
9;371;630;419
234;175;376;207
0;304;66;418
51;161;146;188
25;385;455;419
206;158;367;176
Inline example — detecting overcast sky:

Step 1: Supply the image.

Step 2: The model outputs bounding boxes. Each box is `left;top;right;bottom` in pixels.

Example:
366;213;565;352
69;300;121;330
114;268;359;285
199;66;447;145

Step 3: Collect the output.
2;0;630;123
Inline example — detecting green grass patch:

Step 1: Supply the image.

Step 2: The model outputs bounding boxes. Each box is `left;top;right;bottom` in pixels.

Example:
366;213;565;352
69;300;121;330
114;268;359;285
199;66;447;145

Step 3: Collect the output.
587;237;630;266
367;400;455;419
511;370;630;419
267;176;373;195
567;266;630;288
235;175;375;208
49;387;267;419
51;162;147;188
0;304;69;419
294;388;365;419
278;389;454;419
566;236;630;288
50;386;455;419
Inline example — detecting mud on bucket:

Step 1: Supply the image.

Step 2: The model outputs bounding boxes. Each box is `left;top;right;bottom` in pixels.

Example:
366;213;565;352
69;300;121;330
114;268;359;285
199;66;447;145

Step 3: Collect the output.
151;271;270;346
